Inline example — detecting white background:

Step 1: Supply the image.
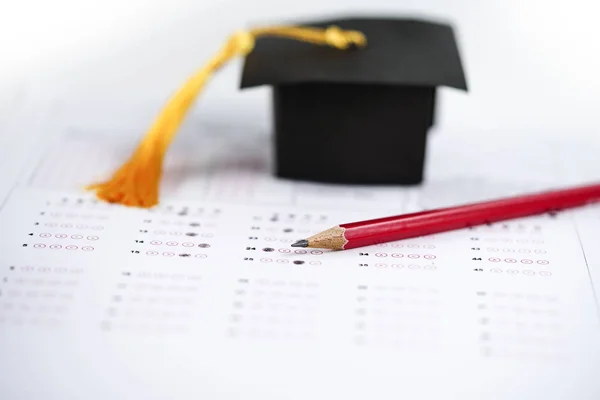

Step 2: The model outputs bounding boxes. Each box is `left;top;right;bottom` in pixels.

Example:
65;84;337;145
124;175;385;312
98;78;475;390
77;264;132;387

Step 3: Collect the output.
0;0;599;141
0;5;600;399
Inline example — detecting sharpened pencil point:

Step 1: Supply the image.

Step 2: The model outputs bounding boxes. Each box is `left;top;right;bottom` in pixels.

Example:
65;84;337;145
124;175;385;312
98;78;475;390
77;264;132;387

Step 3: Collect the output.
291;239;309;248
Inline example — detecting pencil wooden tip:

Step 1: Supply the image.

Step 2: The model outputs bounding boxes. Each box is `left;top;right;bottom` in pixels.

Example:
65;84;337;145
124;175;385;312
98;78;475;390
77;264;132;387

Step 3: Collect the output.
301;226;348;250
291;239;309;248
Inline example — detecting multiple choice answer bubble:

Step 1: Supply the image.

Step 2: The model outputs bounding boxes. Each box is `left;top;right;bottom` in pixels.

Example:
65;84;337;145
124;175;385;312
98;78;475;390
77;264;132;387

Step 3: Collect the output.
145;251;208;259
484;238;545;244
489;268;552;276
31;243;94;252
255;258;320;265
47;211;108;220
486;247;547;254
377;243;436;249
488;257;549;265
148;241;211;248
39;233;98;240
43;222;104;230
360;263;437;270
370;252;437;259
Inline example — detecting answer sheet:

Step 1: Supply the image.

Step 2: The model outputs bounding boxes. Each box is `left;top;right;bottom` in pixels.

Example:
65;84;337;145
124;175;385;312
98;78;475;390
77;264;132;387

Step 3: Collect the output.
1;128;600;399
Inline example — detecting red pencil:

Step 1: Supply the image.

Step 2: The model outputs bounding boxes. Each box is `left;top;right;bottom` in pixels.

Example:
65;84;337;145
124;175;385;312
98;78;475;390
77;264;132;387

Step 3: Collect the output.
291;182;600;250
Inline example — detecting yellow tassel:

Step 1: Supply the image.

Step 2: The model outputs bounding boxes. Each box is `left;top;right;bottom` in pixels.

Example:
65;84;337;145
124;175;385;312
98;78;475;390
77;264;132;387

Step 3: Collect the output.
87;25;367;208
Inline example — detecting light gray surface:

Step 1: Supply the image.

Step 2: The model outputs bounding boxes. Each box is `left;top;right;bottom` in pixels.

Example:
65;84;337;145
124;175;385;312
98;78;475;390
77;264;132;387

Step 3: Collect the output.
1;0;599;145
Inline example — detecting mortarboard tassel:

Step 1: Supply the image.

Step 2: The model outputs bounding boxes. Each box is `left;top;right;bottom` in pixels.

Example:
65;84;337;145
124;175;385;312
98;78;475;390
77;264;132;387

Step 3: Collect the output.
86;25;367;208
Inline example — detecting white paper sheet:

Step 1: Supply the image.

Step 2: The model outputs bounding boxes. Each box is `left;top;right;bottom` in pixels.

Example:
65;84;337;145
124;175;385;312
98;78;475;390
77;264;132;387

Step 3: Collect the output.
20;127;568;209
1;128;600;399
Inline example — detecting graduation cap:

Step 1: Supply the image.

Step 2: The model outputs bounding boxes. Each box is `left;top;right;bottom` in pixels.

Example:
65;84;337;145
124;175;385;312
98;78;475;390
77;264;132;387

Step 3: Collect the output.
87;16;467;208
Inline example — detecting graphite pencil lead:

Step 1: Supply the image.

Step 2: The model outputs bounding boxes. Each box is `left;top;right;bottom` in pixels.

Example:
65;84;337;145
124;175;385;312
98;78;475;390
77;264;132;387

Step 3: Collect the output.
291;239;309;248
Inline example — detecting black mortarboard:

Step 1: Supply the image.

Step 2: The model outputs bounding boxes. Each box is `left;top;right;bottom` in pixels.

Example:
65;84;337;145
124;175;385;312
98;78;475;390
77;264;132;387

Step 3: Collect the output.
241;16;468;185
88;16;467;208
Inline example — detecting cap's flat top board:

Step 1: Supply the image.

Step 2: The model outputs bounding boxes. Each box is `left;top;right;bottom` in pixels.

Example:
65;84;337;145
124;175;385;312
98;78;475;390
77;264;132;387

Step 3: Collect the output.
240;17;468;90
